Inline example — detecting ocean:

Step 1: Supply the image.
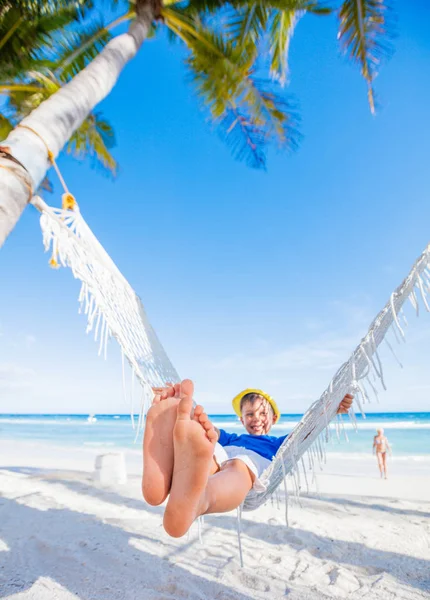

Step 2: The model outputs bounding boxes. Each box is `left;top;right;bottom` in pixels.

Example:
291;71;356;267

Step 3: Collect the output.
1;412;429;458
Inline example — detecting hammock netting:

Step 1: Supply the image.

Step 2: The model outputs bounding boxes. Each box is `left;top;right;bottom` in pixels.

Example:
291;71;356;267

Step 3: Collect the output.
33;196;430;512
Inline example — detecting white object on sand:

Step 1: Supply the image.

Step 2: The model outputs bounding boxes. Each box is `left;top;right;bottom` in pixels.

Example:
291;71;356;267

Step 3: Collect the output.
93;452;127;486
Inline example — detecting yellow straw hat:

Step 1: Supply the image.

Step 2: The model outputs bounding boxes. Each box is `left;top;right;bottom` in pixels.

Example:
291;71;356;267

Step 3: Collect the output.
232;388;280;420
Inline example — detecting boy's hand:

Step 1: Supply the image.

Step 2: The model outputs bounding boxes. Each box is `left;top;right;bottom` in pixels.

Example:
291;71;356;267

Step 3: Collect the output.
151;382;180;403
337;393;353;414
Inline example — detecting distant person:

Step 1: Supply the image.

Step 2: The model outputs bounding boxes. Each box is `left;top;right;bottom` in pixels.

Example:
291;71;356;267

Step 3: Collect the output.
373;428;391;479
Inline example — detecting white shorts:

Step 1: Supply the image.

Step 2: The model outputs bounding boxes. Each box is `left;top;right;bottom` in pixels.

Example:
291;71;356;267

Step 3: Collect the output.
213;443;270;493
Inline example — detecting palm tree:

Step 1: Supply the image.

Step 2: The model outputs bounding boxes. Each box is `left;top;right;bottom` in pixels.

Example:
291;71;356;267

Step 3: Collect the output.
0;0;391;248
0;1;118;188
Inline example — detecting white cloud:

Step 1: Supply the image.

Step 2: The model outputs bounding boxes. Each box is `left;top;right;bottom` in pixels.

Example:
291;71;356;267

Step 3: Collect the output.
208;333;359;374
0;329;37;351
25;335;36;349
0;363;35;390
382;264;396;274
328;297;374;330
303;318;330;332
0;364;35;377
407;384;430;392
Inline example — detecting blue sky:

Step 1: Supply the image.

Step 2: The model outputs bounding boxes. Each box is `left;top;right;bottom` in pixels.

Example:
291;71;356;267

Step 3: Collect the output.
1;3;430;414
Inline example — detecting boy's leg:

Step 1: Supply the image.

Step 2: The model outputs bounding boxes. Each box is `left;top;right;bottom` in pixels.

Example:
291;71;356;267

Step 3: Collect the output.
142;381;182;506
200;459;254;515
164;387;253;538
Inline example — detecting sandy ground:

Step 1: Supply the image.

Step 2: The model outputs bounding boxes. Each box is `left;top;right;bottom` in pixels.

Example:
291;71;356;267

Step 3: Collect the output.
0;440;429;600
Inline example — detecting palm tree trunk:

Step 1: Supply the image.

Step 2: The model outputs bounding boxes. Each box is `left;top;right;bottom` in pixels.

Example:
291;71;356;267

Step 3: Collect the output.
0;12;152;248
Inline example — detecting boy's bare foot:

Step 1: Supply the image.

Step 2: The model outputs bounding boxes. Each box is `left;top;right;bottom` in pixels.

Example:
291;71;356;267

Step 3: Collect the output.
163;381;217;537
142;382;181;506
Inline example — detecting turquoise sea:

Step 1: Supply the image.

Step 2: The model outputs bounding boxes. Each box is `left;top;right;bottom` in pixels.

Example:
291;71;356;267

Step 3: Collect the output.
1;412;429;458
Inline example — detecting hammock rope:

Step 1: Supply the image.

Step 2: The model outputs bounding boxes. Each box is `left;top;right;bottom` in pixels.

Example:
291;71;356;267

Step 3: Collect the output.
30;177;430;512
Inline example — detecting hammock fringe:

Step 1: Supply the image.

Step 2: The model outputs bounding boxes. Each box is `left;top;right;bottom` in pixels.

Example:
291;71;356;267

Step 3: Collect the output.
35;197;180;432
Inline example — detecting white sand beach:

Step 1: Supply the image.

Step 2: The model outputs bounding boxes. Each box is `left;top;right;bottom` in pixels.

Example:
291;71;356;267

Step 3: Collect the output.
0;440;429;600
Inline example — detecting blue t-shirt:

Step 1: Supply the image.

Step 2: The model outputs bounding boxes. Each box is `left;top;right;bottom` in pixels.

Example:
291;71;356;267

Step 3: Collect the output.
218;429;287;461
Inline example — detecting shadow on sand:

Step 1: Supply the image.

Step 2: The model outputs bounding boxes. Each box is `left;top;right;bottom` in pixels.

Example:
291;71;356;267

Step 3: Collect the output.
1;466;429;596
0;495;254;600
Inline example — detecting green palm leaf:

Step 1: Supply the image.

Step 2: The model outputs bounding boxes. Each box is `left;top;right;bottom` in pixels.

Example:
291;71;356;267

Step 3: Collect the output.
0;5;83;79
227;5;270;45
269;10;300;85
181;1;329;88
55;21;112;81
0;114;14;141
67;112;117;176
5;70;61;118
338;0;392;113
165;8;299;167
184;0;330;16
1;2;92;16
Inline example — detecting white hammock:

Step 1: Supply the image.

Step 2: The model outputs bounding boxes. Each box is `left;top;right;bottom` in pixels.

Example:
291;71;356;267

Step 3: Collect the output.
32;197;430;513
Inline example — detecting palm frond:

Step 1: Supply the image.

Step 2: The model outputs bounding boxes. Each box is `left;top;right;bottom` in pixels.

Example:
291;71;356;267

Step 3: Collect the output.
5;70;61;119
178;1;329;87
218;84;300;168
165;10;299;168
54;21;112;81
269;10;301;85
0;1;90;18
66;111;117;176
182;0;331;17
338;0;392;113
227;5;270;45
219;109;267;168
0;113;14;141
0;5;82;79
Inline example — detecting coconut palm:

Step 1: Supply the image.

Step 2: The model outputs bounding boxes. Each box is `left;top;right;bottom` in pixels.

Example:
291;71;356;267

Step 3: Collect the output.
0;0;391;248
0;1;121;176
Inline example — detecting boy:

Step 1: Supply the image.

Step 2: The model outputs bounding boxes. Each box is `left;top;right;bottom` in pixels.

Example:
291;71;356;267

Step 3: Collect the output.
213;388;287;493
142;379;353;538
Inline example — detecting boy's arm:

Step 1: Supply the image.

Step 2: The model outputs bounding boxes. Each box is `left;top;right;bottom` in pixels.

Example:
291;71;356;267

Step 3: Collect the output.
217;428;239;446
300;394;354;442
336;394;354;414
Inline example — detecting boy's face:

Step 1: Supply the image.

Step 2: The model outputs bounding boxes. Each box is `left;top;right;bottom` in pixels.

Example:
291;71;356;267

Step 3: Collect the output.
240;398;278;435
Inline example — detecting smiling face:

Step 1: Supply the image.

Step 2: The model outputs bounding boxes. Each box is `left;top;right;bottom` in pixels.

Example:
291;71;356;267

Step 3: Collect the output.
240;395;278;436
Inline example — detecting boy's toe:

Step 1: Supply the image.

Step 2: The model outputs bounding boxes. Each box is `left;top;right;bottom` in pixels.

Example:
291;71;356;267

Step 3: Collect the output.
180;379;194;398
201;419;213;432
206;427;218;443
198;412;209;424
